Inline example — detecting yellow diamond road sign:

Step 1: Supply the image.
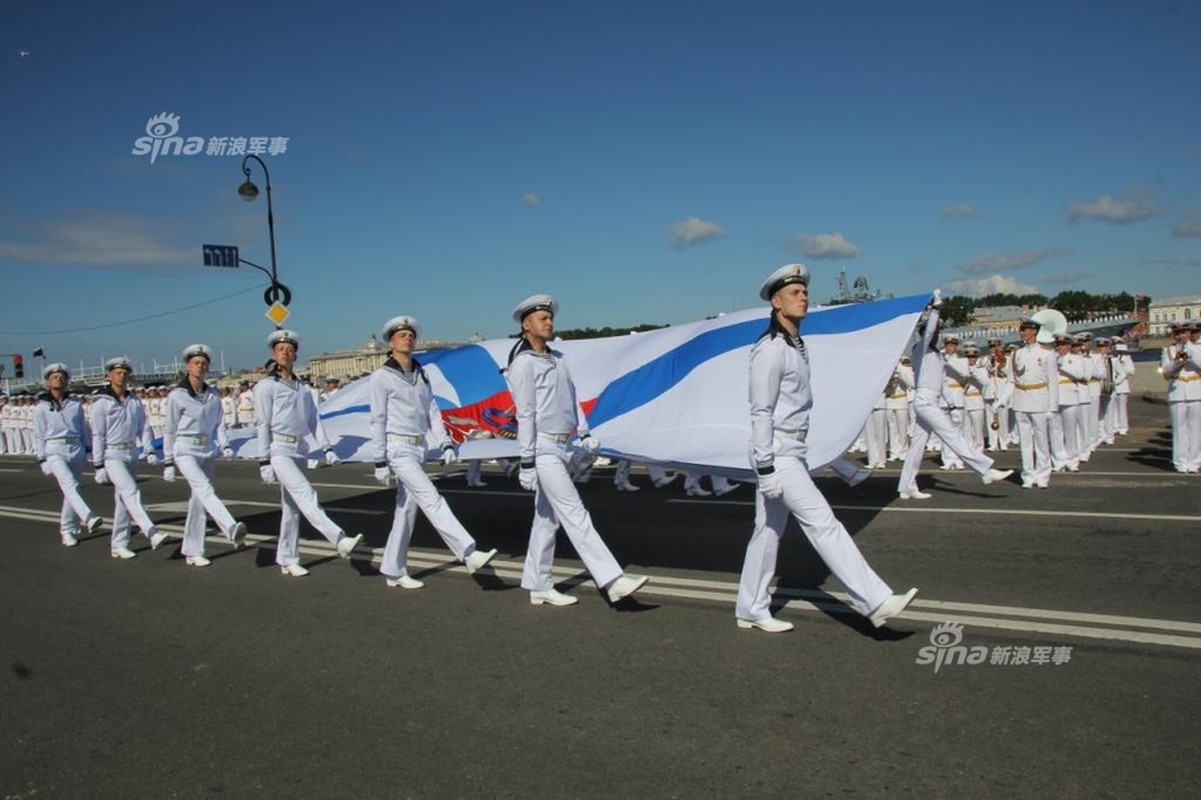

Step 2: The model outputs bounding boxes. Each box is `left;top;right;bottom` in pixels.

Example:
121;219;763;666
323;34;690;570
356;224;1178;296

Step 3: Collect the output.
266;302;291;326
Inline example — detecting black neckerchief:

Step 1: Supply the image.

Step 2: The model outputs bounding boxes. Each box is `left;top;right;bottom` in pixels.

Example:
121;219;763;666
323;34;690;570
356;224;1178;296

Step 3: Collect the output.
176;376;209;400
383;356;429;385
95;384;131;403
37;390;68;412
759;313;808;363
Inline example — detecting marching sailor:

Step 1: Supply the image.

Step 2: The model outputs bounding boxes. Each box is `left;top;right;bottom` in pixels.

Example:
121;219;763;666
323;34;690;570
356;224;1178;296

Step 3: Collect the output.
369;315;497;589
737;264;918;633
90;357;167;559
1010;316;1057;488
1161;321;1201;473
506;294;648;607
34;364;103;546
255;330;363;576
163;344;248;566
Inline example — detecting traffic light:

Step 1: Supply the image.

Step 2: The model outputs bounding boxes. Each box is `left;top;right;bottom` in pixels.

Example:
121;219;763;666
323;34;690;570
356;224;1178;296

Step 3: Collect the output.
12;354;23;379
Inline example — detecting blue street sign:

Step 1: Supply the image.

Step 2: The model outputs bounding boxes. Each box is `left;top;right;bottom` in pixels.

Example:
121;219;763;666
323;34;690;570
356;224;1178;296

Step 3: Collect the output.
202;244;240;268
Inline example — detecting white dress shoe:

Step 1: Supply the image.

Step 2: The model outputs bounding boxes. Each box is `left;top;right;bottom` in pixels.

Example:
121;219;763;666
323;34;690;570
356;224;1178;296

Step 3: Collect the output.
336;533;363;559
227;521;248;548
530;588;578;606
111;546;137;560
280;563;310;577
737;616;795;633
898;490;932;500
685;487;713;497
467;479;488;487
85;516;103;534
185;555;212;568
61;532;79;547
149;530;169;550
606;574;649;603
464;548;497;574
868;587;918;628
847;468;871;487
386;575;424;589
982;468;1014;485
615;482;641;492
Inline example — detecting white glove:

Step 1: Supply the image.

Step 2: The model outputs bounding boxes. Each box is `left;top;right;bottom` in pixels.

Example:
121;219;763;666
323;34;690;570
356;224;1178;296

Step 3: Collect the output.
374;466;391;486
260;464;277;484
163;465;177;482
94;467;110;485
39;460;53;477
440;446;458;466
931;288;943;308
145;452;160;466
518;466;538;491
324;450;340;466
222;446;235;460
579;435;601;455
757;469;783;499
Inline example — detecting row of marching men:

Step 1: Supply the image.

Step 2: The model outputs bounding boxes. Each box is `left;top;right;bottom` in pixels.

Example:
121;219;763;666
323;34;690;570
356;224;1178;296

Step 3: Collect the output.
861;323;1139;488
1162;320;1201;473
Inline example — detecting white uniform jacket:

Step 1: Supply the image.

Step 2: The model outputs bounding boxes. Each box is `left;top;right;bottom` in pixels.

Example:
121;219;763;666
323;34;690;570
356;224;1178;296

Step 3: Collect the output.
90;387;153;465
164;380;229;461
1162;343;1201;401
1010;344;1056;413
33;392;88;462
368;357;451;465
506;341;590;466
749;317;812;470
1055;353;1088;406
254;371;332;460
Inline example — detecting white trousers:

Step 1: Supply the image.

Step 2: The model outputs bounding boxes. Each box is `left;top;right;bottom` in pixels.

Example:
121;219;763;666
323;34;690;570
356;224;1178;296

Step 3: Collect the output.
104;457;157;548
522;441;622;592
45;450;93;535
1098;394;1116;442
3;430;17;453
964;408;985;451
1113;394;1130;434
985;401;1009;450
898;395;994;493
1085;396;1101;448
380;445;477;579
22;429;35;454
1053;404;1082;469
941;408;966;467
865;408;887;467
737;454;891;621
614;459;633;486
1169;400;1201;471
175;454;237;557
1014;410;1051;486
271;454;344;567
885;406;909;460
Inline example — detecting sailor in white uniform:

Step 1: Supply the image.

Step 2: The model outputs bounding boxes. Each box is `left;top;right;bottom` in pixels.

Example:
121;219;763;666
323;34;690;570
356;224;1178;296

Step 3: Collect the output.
1161;321;1201;473
369;315;497;589
34;364;103;545
884;358;914;462
506;294;648;607
90;357;167;559
1010;317;1057;488
737;264;918;633
940;335;968;470
1050;333;1086;472
1112;337;1134;436
254;330;363;577
897;292;1013;499
163;344;248;566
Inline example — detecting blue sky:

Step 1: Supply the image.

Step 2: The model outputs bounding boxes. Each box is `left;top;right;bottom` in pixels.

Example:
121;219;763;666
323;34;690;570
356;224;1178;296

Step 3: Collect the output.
2;0;1199;375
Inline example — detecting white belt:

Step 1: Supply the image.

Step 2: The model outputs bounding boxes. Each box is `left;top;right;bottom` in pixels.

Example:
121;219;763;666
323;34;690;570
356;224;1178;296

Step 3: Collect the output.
178;434;209;446
273;433;299;443
47;435;79;443
774;428;808;441
387;433;425;446
537;432;571;444
108;441;135;450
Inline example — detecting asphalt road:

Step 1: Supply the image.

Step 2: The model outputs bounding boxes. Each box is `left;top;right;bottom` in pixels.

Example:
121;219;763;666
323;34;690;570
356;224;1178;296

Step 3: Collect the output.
1;397;1198;798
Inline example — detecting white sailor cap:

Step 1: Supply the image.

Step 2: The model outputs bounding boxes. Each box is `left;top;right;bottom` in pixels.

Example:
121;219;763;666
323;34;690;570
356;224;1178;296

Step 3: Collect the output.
268;329;301;351
1095;337;1112;346
942;334;960;345
962;344;980;356
182;343;214;362
43;362;70;379
759;264;810;301
1052;333;1073;344
105;356;133;373
1018;315;1041;329
512;294;559;323
1076;331;1093;341
381;315;420;341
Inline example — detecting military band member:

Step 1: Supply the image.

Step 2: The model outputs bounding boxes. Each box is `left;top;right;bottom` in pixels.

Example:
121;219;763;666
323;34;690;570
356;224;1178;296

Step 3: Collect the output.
146;386;166;441
1075;333;1101;457
1050;333;1086;472
34;364;103;546
1161;322;1201;473
897;292;1013;499
237;382;256;428
884;358;914;462
19;395;37;454
91;357;167;559
864;385;889;470
221;386;239;430
961;343;988;451
0;395;13;454
1010;317;1056;488
369;315;497;589
163;344;248;567
506;294;648;607
1112;337;1134;436
940;335;968;470
255;330;363;577
738;265;918;633
1094;338;1126;446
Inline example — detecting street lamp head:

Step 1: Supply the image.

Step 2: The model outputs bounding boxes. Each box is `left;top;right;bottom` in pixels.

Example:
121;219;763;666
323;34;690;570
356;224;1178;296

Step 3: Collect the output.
237;179;260;202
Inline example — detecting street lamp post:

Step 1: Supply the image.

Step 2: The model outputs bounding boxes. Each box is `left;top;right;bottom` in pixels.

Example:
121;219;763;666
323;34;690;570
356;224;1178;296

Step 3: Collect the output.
238;154;291;308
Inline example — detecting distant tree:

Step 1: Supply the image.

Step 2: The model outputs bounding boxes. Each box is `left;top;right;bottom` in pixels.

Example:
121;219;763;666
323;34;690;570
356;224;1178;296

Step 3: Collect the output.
939;295;976;327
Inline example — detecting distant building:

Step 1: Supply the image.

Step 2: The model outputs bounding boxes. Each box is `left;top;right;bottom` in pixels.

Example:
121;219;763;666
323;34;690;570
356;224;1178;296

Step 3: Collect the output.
1148;295;1201;336
305;333;481;381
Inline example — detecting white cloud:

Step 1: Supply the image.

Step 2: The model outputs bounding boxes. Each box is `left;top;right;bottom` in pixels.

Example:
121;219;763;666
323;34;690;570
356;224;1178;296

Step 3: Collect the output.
941;203;977;219
666;216;726;248
798;232;859;260
520;191;541;206
942;275;1039;297
1067;189;1158;224
0;211;194;268
955;247;1071;275
1173;211;1201;237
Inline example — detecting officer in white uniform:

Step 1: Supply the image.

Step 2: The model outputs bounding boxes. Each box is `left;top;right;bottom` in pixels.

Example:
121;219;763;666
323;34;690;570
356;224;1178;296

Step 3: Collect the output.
369;315;497;589
981;339;1012;451
255;330;363;577
884;359;914;462
1112;337;1134;436
1161;321;1201;473
897;292;1012;499
961;343;988;451
221;387;239;430
737;265;917;633
1050;333;1086;472
1075;333;1102;457
34;364;103;545
20;395;37;454
506;294;648;606
1010;317;1056;488
237;382;256;428
90;357;168;559
940;335;968;469
0;395;7;456
1094;338;1126;445
163;344;248;566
